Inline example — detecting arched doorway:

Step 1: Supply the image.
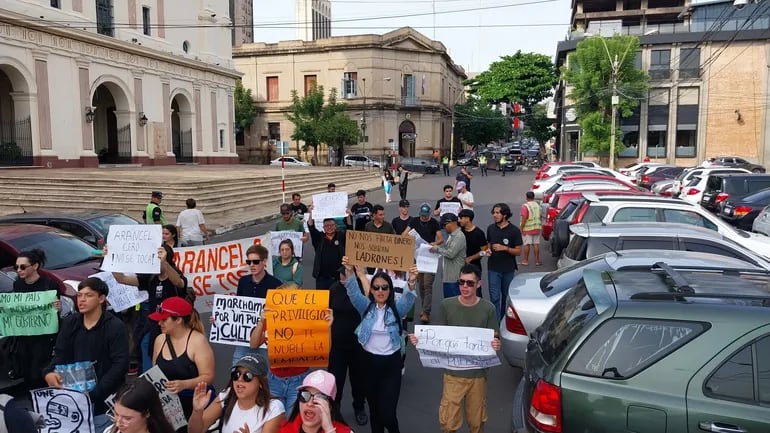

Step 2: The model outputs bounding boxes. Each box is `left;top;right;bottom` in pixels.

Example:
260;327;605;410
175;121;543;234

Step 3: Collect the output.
171;93;193;163
92;83;131;164
0;66;33;166
398;120;416;157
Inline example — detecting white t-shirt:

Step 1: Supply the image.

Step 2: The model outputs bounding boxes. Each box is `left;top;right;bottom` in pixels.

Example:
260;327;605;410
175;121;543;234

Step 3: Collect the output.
176;208;206;242
457;191;474;209
218;390;284;433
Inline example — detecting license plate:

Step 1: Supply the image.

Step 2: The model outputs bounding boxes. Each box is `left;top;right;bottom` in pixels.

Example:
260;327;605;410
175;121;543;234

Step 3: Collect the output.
725;207;733;216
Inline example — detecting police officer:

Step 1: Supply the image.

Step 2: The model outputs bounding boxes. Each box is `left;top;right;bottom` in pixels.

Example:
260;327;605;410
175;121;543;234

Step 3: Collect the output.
478;154;488;176
500;155;508;177
442;155;450;176
143;191;166;225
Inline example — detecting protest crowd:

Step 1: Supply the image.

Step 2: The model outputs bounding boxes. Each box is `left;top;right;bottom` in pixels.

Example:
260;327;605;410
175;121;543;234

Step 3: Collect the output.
1;180;527;433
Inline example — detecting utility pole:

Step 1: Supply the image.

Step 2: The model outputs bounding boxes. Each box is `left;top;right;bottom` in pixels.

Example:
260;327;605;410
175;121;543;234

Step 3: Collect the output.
609;54;619;170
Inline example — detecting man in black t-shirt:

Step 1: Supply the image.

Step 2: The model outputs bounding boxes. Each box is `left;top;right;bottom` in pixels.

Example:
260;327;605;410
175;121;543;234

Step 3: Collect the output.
454;167;473;192
486;203;523;321
392;199;412;235
458;209;488;297
433;184;462;217
289;192;309;221
350;190;373;231
405;203;443;324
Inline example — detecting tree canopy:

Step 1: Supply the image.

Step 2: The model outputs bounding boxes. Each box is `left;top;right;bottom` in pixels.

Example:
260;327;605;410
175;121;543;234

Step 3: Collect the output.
454;98;510;150
562;35;649;154
523;103;556;148
234;80;257;135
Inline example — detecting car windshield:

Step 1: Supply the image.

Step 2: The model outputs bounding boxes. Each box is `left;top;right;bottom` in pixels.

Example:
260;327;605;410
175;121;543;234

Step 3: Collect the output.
8;231;96;270
539;255;612;296
86;214;139;239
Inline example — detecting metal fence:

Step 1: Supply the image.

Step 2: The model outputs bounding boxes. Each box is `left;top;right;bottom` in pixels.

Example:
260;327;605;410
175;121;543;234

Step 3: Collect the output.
0;117;33;166
176;129;193;163
116;124;132;163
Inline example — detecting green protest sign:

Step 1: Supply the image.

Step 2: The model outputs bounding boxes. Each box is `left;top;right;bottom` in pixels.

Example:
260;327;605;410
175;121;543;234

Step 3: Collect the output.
0;290;58;336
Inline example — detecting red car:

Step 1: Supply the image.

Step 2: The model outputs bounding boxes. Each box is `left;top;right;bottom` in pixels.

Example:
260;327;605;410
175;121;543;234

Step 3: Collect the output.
541;174;641;205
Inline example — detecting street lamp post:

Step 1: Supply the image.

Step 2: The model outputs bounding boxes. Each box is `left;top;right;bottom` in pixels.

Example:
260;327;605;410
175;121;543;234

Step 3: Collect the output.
360;78;368;171
609;54;619;170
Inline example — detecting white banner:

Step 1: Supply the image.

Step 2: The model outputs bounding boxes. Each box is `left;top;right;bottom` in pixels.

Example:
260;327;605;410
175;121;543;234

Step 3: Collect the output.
209;294;265;347
32;387;94;433
312;192;348;221
270;231;304;258
91;271;148;313
101;225;163;274
439;202;461;216
172;235;271;313
415;244;439;273
414;325;501;370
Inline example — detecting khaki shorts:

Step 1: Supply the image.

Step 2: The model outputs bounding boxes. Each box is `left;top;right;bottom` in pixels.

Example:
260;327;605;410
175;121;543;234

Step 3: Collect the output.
522;233;540;245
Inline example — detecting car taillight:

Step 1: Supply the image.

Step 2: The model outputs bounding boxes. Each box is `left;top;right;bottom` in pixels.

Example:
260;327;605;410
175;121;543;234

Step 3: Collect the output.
505;303;527;335
532;184;540;190
535;173;542;179
543;194;552;204
547;207;559;222
529;379;562;433
660;190;672;197
734;205;752;217
716;193;729;203
641;176;651;184
541;173;550;179
631;178;638;184
686;188;700;195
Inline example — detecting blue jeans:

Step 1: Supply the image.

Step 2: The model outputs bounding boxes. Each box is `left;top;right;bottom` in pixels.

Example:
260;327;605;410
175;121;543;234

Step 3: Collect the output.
443;282;460;298
140;332;151;373
268;369;309;417
93;414;112;433
488;270;515;322
232;346;269;366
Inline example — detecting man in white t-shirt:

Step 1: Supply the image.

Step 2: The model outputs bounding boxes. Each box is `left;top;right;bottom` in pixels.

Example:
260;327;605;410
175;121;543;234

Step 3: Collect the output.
456;181;474;210
176;198;209;246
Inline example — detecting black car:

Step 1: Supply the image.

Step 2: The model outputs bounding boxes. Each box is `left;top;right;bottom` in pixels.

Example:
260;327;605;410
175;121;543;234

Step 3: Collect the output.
510;149;524;166
700;173;770;213
398;157;439;174
720;187;770;230
0;211;139;247
714;156;766;173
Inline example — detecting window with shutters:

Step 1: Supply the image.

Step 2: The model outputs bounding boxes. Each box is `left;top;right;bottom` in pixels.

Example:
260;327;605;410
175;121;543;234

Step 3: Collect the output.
96;0;114;37
266;77;279;102
342;72;357;99
304;75;317;96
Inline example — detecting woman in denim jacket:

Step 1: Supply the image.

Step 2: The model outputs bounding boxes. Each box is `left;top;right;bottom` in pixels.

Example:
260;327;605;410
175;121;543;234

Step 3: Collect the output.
341;256;418;433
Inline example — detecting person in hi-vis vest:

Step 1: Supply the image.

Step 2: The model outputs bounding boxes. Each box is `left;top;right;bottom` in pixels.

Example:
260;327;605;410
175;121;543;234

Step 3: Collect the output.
519;191;542;266
143;191;167;225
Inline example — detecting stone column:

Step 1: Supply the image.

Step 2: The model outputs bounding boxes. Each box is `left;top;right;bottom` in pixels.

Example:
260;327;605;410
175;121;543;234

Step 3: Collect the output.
133;71;145;152
77;60;93;152
161;78;172;154
194;86;203;152
227;90;235;154
211;89;218;152
33;52;52;151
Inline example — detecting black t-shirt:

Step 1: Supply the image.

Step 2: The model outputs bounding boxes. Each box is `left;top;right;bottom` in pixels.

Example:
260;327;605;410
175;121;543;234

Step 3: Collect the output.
435;197;462;211
351;202;373;231
13;275;59;294
137;273;188;311
289;202;308;219
409;216;441;243
486;222;523;272
391;216;411;235
236;272;283;298
462;226;487;271
455;172;471;191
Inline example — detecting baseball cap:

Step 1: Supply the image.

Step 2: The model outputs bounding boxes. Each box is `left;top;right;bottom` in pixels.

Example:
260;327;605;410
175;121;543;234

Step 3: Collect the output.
455;181;466;191
356;189;367;197
419;203;431;216
148;297;193;321
151;191;163;198
399;199;410;207
458;209;475;219
233;354;269;377
440;212;459;226
297;370;337;400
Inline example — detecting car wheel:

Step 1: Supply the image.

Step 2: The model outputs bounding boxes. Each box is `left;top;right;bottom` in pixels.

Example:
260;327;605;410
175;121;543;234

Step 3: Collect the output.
552;220;570;257
753;168;762;173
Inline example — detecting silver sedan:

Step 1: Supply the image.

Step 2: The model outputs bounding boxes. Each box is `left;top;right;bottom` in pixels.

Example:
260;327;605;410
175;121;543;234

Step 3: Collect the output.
752;204;770;236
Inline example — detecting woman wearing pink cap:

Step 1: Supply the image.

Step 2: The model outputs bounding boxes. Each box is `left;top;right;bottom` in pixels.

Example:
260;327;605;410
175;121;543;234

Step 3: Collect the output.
278;370;352;433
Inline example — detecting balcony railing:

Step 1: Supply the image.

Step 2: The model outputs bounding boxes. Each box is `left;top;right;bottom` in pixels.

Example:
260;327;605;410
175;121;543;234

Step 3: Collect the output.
649;68;671;80
401;95;418;107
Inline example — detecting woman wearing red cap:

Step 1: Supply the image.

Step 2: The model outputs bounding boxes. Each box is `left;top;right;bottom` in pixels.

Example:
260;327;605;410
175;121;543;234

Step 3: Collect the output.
278;370;352;433
149;296;215;429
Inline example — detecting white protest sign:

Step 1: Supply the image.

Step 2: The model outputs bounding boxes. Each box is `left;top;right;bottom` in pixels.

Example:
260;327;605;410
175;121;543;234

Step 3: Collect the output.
439;202;461;216
101;225;163;274
312;192;348;221
32;387;94;433
141;366;187;430
414;325;501;370
415;244;439;273
270;231;304;258
91;271;148;312
209;294;265;347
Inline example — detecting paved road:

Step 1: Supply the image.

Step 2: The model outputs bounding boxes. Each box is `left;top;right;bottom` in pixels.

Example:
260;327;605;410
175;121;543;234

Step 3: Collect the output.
209;165;559;433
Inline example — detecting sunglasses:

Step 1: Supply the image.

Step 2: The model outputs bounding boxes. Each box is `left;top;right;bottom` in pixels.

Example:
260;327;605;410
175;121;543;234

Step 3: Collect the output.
155;305;183;316
245;259;263;265
13;264;29;271
372;284;390;292
457;278;478;287
298;390;331;403
231;369;256;383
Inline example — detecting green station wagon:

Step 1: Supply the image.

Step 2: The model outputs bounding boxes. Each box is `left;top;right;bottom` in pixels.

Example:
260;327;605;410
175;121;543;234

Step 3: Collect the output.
513;261;770;433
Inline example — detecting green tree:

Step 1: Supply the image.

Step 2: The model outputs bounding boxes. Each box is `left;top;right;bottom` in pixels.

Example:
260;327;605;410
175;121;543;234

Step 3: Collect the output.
454;99;510;149
233;80;257;146
319;90;359;164
287;86;357;164
523;103;556;147
465;51;558;114
562;35;649;155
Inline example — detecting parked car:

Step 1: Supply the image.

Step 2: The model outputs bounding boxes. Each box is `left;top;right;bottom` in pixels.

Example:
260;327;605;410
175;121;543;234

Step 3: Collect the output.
0;271;19;391
398;157;439;174
672;167;751;198
509;148;524;166
532;171;611;200
700;173;770;213
557;222;770;269
270;156;311;167
720;187;770;230
343;154;381;168
713;156;766;173
637;166;685;190
537;164;585;180
752;204;770;236
541;175;642;204
0;211;139;247
513;262;770;433
651;178;676;196
499;250;758;369
487;151;516;172
618;162;666;177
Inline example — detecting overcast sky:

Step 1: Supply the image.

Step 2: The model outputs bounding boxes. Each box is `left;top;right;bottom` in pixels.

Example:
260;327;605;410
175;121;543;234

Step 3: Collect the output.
252;0;572;73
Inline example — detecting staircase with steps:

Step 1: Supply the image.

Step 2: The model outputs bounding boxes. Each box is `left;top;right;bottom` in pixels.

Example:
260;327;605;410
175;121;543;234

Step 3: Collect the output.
0;166;386;231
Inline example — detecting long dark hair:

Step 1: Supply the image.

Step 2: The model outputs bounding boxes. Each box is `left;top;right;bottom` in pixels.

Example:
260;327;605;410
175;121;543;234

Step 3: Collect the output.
17;248;46;269
362;272;402;334
222;369;274;422
278;238;296;259
163;224;179;247
111;380;175;433
286;391;348;426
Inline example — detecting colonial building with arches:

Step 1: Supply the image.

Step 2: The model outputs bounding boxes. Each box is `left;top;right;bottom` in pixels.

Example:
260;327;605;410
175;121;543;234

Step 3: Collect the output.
232;27;467;165
0;1;240;167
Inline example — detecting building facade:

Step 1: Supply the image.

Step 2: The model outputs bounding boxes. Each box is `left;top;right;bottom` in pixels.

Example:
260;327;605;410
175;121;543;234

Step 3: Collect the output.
230;0;254;46
555;0;770;167
233;27;466;164
0;0;240;167
296;0;331;41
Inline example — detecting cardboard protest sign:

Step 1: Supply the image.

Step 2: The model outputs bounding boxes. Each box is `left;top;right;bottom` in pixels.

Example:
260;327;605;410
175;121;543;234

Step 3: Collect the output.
209;294;265;347
346;231;415;272
172;235;270;313
0;290;58;336
266;289;330;368
415;244;439;273
141;366;187;430
414;325;501;370
270;231;304;257
101;224;163;274
90;271;148;313
439;202;461;216
311;192;348;221
32;387;94;433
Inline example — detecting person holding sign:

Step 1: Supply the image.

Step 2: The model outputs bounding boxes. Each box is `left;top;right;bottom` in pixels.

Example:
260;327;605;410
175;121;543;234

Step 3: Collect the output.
188;354;285;433
278;370;353;433
150;297;215;429
408;264;501;433
308;207;350;290
108;380;176;433
341;256;418;433
431;214;467;299
273;239;304;286
433;185;461;217
276;204;308;243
